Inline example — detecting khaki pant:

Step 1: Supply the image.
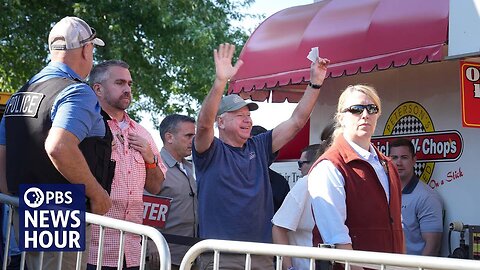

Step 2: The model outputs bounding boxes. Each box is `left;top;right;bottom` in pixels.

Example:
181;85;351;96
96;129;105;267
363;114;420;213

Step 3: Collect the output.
198;253;273;270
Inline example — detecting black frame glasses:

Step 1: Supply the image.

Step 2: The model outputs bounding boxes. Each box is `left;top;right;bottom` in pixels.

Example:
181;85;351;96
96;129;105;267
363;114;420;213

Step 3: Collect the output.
342;104;379;115
297;160;310;168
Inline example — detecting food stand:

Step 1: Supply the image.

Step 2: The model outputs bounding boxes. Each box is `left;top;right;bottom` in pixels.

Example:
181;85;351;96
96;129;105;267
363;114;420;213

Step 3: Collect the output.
228;0;480;258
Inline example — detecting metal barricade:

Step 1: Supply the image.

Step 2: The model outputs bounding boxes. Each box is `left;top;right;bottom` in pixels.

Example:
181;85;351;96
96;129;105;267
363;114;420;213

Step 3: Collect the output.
180;239;480;270
0;193;171;270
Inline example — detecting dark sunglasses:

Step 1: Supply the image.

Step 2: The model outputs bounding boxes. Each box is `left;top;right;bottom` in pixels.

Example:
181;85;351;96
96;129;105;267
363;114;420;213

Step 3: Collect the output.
297;160;310;168
342;104;379;115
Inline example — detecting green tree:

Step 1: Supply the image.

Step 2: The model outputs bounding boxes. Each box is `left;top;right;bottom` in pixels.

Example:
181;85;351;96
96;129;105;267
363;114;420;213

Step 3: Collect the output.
0;0;257;123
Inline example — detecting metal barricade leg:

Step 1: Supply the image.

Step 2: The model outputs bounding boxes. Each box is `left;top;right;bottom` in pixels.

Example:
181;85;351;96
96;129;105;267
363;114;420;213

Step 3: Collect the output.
117;230;126;270
244;253;251;270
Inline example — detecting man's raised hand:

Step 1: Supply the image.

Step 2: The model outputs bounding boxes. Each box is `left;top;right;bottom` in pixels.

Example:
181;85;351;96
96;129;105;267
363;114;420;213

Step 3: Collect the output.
214;43;244;82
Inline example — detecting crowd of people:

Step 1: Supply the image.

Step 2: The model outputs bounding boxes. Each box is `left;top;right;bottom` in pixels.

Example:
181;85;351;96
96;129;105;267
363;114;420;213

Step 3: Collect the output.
0;15;445;270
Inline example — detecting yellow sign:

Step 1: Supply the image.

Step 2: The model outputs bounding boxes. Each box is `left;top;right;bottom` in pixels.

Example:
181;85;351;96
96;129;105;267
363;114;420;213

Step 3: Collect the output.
0;92;12;106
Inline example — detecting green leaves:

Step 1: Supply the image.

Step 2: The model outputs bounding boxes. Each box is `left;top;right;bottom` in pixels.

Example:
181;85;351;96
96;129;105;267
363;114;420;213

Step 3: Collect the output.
0;0;254;123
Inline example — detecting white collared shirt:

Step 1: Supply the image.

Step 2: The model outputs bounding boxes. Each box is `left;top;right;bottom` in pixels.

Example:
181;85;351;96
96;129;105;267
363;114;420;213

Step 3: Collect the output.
307;135;390;245
347;137;389;201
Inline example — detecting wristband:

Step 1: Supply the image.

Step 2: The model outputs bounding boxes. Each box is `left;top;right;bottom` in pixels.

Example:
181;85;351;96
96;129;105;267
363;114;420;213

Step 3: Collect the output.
309;82;322;89
145;162;157;169
145;155;158;169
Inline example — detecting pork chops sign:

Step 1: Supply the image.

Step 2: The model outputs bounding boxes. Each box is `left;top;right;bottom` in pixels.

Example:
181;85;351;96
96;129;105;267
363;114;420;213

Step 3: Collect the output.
372;101;464;185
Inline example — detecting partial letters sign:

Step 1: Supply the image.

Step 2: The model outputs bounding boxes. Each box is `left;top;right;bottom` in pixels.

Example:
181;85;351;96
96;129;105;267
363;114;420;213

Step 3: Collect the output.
142;194;172;229
460;61;480;127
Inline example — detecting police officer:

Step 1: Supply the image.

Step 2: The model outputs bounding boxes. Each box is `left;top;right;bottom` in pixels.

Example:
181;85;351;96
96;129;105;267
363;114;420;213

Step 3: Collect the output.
0;16;113;270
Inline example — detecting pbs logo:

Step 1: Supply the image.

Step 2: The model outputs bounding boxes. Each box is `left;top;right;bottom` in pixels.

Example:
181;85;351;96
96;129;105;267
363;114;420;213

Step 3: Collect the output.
23;187;44;208
23;187;73;208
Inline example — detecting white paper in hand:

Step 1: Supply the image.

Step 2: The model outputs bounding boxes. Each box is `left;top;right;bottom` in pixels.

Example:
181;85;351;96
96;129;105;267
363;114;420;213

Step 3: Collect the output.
307;47;319;63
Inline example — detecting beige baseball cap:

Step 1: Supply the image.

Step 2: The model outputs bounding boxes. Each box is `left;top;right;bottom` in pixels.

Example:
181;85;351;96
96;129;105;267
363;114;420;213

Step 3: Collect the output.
48;16;105;51
217;94;258;116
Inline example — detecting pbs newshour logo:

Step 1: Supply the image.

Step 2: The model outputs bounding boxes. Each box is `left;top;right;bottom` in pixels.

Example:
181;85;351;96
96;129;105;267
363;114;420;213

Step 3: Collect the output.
19;184;86;251
23;187;45;208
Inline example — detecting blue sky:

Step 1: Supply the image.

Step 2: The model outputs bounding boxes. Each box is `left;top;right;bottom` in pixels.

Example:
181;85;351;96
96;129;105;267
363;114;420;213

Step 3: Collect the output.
239;0;314;34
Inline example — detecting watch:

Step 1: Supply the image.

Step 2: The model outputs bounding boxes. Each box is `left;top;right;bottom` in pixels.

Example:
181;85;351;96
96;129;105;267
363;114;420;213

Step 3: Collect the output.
309;82;322;89
145;155;158;169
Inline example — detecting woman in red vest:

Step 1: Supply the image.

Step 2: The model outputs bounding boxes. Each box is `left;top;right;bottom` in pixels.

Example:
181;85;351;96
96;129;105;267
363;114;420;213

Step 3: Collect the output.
308;85;404;269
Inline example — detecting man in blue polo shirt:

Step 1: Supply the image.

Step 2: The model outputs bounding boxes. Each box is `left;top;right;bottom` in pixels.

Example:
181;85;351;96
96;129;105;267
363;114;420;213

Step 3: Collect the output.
390;138;444;256
193;43;329;270
0;16;112;270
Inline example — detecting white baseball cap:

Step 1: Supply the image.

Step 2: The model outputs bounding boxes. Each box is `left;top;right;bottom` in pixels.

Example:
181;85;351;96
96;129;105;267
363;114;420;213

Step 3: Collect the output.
48;16;105;51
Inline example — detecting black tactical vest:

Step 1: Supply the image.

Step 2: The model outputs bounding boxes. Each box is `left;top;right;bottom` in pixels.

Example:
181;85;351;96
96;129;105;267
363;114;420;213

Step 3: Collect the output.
4;77;115;199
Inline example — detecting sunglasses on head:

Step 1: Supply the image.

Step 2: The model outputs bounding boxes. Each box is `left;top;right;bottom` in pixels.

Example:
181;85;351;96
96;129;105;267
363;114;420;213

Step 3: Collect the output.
297;160;310;168
80;27;97;45
342;104;379;115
